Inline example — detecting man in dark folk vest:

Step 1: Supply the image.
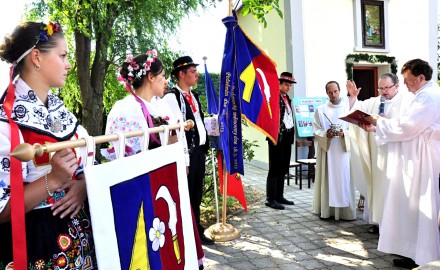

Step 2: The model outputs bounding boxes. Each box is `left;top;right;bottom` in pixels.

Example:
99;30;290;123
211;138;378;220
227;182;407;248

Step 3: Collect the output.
163;56;214;245
265;72;296;210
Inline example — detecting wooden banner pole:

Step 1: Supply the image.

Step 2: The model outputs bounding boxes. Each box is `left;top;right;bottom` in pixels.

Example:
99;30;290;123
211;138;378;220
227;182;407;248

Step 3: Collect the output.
222;166;228;225
10;120;194;162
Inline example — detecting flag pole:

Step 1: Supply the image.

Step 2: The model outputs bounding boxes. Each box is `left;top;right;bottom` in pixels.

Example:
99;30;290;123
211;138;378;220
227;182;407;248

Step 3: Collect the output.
205;0;240;242
205;150;240;241
222;162;228;225
212;150;220;223
204;56;220;224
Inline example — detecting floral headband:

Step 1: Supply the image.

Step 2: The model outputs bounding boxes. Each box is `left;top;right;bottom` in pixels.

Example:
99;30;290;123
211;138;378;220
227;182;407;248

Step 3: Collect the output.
38;22;62;43
118;49;158;84
15;21;62;65
117;49;160;145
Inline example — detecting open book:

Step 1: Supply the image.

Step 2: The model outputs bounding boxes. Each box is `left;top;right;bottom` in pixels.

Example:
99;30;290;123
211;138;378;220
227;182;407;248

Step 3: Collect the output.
339;109;372;125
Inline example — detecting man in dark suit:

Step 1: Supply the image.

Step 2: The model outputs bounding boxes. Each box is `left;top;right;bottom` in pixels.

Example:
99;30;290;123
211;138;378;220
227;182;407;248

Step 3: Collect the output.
265;72;296;210
163;56;214;245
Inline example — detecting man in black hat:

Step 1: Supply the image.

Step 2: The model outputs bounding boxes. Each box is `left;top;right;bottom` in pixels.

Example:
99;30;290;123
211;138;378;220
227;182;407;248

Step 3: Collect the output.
163;56;214;245
265;72;296;210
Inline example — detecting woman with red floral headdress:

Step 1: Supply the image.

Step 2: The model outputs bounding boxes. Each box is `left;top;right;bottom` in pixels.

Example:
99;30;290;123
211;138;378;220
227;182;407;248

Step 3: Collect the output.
104;50;190;160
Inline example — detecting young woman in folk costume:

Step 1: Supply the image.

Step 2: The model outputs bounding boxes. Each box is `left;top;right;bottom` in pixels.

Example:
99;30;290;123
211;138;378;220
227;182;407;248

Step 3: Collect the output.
104;50;190;160
0;22;96;269
104;50;206;269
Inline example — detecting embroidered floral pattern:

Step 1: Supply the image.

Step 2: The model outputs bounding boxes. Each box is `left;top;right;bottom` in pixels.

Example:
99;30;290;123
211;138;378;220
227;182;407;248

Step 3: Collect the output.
14;105;28;118
0;183;10;213
0;79;95;269
1;158;10;172
52;252;68;269
108;115;143;156
34;259;46;270
57;234;73;251
2;210;96;269
0;84;78;141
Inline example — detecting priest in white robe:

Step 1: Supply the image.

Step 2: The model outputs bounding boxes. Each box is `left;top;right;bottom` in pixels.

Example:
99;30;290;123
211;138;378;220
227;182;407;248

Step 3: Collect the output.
313;81;356;221
347;73;414;230
362;59;440;268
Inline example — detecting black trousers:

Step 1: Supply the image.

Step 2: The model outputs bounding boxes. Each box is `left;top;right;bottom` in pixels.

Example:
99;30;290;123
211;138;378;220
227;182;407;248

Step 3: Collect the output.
266;138;292;201
188;145;206;235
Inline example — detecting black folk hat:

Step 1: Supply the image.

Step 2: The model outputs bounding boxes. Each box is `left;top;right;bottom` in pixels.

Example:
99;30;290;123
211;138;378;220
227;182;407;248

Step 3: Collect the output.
279;72;297;84
171;56;199;76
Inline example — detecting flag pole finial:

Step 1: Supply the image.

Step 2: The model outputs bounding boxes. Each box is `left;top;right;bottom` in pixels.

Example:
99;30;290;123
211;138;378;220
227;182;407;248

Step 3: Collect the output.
203;56;207;64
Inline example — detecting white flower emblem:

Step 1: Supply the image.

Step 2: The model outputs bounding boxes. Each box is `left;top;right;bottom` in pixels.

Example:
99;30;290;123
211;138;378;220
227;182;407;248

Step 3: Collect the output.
149;217;165;251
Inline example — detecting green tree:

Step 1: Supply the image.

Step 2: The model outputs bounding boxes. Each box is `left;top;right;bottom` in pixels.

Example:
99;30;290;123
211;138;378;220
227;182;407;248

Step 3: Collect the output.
240;0;283;27
28;0;210;137
24;0;279;225
26;0;280;140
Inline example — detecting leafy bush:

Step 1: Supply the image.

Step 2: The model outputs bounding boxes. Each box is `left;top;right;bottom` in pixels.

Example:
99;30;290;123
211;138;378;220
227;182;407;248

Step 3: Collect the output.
201;138;259;225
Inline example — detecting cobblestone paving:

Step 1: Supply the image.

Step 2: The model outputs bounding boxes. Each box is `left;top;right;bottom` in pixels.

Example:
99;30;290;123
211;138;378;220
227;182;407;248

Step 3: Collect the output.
202;163;403;270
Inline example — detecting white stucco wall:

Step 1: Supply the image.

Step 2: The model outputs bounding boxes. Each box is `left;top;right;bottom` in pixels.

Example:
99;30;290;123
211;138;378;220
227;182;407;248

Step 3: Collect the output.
237;0;438;166
387;0;438;81
300;0;355;98
294;0;438;98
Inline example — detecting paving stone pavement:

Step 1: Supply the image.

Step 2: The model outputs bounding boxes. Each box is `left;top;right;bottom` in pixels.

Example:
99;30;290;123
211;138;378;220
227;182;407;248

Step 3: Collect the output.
202;163;404;270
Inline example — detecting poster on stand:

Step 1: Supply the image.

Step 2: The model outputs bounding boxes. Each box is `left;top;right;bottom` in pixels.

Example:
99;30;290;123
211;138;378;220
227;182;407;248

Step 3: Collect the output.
292;97;327;138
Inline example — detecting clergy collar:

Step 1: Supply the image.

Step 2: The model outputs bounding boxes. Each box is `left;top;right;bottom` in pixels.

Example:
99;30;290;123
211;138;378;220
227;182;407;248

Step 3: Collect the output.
386;90;399;101
330;98;342;105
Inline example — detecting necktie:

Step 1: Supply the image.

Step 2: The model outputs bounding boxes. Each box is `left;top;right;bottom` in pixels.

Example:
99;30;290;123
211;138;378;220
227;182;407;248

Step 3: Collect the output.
282;95;291;114
183;92;197;113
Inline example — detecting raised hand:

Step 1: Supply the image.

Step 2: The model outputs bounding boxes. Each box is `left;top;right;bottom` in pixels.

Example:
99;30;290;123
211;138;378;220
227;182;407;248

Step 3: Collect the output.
346;80;361;97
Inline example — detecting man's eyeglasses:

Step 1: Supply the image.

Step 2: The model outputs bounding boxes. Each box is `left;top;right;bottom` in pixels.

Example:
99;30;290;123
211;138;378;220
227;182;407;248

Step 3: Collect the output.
378;84;395;92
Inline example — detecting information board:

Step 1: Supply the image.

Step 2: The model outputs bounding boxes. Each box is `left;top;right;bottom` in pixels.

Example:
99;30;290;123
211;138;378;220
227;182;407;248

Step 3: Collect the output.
292;97;327;138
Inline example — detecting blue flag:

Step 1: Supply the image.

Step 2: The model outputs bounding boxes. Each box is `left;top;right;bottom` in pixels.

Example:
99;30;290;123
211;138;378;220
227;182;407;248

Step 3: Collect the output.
204;62;222;150
204;63;219;114
219;15;244;175
219;12;279;175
